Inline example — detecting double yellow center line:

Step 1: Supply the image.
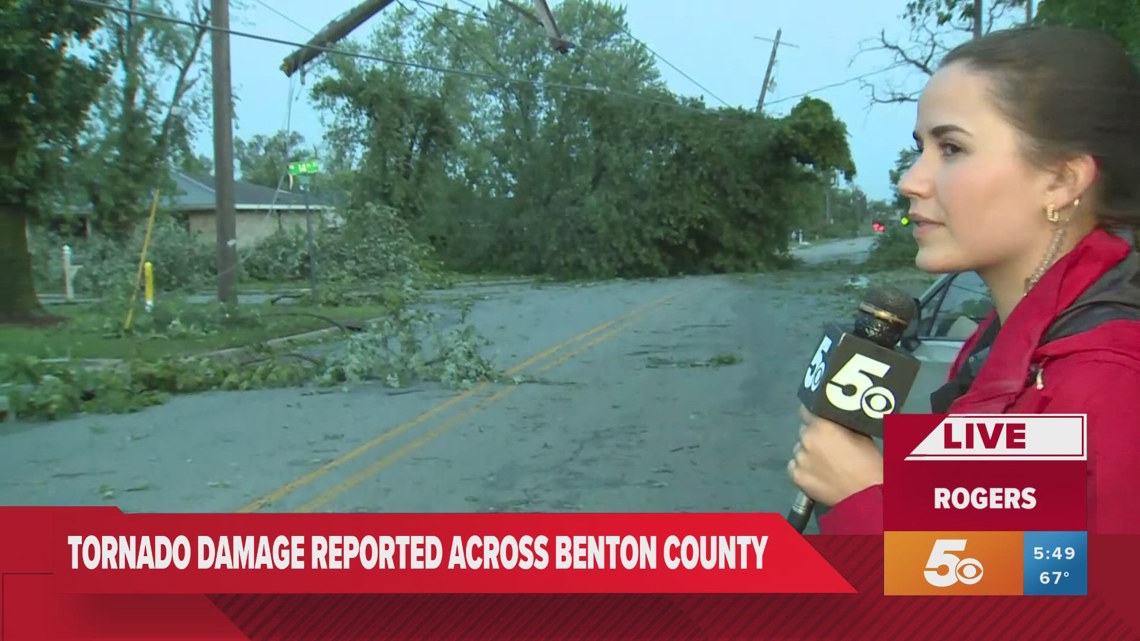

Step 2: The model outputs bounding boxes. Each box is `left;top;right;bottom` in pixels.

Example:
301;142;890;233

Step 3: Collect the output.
236;291;679;514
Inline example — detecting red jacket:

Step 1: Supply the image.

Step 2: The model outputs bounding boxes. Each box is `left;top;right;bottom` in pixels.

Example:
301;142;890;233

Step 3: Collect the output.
818;229;1140;535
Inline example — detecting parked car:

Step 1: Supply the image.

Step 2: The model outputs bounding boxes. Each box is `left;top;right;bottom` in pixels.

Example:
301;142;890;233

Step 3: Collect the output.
897;271;994;414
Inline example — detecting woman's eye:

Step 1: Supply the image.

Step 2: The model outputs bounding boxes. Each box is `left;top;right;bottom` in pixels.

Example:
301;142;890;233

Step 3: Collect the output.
940;142;963;156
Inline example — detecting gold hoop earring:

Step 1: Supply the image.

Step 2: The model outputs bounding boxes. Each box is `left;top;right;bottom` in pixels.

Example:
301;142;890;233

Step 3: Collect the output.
1045;204;1060;224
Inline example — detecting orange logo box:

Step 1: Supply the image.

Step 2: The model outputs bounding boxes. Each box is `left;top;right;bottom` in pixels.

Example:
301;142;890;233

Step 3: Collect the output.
884;531;1024;596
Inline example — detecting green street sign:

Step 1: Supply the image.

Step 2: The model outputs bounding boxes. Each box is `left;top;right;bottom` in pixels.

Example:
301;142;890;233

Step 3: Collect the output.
288;159;321;176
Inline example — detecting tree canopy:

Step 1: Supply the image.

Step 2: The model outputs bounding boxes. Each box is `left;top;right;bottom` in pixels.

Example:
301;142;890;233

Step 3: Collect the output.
12;0;1140;321
303;1;857;278
0;0;109;322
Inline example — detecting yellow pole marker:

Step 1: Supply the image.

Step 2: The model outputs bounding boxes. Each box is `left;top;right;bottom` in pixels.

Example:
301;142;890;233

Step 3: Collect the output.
125;189;161;331
144;261;154;312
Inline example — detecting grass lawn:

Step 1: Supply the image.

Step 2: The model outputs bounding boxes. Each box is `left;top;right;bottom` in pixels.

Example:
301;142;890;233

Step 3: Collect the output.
0;301;396;361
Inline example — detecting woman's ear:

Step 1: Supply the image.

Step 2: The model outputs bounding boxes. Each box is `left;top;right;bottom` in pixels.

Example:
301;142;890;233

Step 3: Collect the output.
1046;153;1098;210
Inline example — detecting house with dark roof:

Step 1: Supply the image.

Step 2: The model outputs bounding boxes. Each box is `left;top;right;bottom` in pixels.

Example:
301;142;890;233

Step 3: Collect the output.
35;170;341;249
171;171;340;248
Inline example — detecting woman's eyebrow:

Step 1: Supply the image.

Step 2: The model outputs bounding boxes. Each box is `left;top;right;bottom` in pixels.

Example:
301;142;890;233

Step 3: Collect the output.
914;124;971;141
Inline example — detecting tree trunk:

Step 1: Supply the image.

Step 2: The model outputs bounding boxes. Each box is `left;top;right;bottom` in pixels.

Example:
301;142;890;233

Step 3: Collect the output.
0;210;58;326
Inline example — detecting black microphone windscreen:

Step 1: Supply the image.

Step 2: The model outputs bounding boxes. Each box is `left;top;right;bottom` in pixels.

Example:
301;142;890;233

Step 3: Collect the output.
855;286;917;348
864;286;917;323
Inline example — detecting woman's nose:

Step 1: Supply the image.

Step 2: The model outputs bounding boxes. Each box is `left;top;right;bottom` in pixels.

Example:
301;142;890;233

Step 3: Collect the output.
896;154;929;201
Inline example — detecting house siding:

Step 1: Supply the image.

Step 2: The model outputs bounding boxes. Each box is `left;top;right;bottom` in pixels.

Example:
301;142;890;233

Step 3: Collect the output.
186;209;338;248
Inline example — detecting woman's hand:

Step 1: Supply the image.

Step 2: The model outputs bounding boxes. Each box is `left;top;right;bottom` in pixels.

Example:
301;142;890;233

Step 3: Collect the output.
788;405;884;507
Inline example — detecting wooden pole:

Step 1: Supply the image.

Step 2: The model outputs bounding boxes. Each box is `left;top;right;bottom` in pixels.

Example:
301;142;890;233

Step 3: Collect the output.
211;0;238;304
280;0;398;76
756;28;781;112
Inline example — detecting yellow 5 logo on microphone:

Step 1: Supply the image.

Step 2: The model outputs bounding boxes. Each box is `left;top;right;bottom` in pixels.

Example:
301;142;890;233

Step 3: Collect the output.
825;353;897;419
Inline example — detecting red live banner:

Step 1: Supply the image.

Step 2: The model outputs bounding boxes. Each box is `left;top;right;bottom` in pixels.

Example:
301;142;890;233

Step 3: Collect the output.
883;413;1087;531
1;508;855;595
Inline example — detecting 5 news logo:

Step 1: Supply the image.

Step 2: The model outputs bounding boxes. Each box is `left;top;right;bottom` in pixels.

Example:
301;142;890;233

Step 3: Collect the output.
798;328;920;438
884;531;1088;596
802;335;831;393
803;335;898;420
923;538;985;588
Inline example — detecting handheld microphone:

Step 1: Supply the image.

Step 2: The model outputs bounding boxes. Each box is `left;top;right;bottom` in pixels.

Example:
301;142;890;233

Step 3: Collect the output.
787;286;920;533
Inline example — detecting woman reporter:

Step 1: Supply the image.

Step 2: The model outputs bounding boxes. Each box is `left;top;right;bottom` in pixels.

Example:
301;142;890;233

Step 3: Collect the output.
789;26;1140;535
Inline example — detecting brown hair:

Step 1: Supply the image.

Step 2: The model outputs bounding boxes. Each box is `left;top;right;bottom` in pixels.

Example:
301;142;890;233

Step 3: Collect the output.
941;26;1140;239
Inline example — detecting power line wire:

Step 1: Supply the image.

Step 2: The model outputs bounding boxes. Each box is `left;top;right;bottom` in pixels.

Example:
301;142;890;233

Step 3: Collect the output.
413;0;517;30
78;0;897;119
73;0;739;118
765;65;906;106
77;0;496;79
591;7;731;107
406;0;512;79
252;0;316;36
409;0;617;84
256;0;730;111
451;0;487;14
363;2;938;113
406;0;682;115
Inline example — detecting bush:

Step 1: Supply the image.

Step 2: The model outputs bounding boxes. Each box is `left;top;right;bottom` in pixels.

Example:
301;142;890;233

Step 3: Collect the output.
862;223;918;272
31;203;450;300
242;203;449;290
30;217;216;297
239;226;313;283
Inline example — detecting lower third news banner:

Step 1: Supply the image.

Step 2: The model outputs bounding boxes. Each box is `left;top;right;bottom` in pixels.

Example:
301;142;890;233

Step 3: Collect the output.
11;511;854;595
882;413;1088;596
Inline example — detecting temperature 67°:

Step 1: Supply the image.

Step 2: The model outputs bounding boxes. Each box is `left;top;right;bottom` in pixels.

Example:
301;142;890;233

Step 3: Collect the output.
1040;571;1070;585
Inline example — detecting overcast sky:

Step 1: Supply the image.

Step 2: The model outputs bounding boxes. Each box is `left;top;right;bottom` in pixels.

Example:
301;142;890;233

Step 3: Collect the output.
208;0;954;201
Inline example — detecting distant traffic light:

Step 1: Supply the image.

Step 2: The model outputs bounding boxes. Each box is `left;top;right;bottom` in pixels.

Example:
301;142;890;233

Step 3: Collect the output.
900;216;911;226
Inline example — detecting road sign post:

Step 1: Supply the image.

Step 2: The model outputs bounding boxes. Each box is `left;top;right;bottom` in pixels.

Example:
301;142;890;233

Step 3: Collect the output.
288;160;321;300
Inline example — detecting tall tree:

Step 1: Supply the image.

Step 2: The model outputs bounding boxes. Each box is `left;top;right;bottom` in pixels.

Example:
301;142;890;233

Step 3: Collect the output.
235;130;313;187
71;0;214;240
308;0;856;278
0;0;109;324
855;0;1027;104
1036;0;1140;58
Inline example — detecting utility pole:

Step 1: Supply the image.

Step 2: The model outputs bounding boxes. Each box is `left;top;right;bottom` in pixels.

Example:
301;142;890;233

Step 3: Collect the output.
825;173;833;225
754;29;798;113
280;0;398;76
1025;0;1033;24
973;0;984;39
211;0;238;305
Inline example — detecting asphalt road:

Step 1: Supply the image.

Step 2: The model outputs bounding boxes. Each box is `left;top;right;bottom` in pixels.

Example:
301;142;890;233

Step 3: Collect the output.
792;235;877;265
2;237;888;533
